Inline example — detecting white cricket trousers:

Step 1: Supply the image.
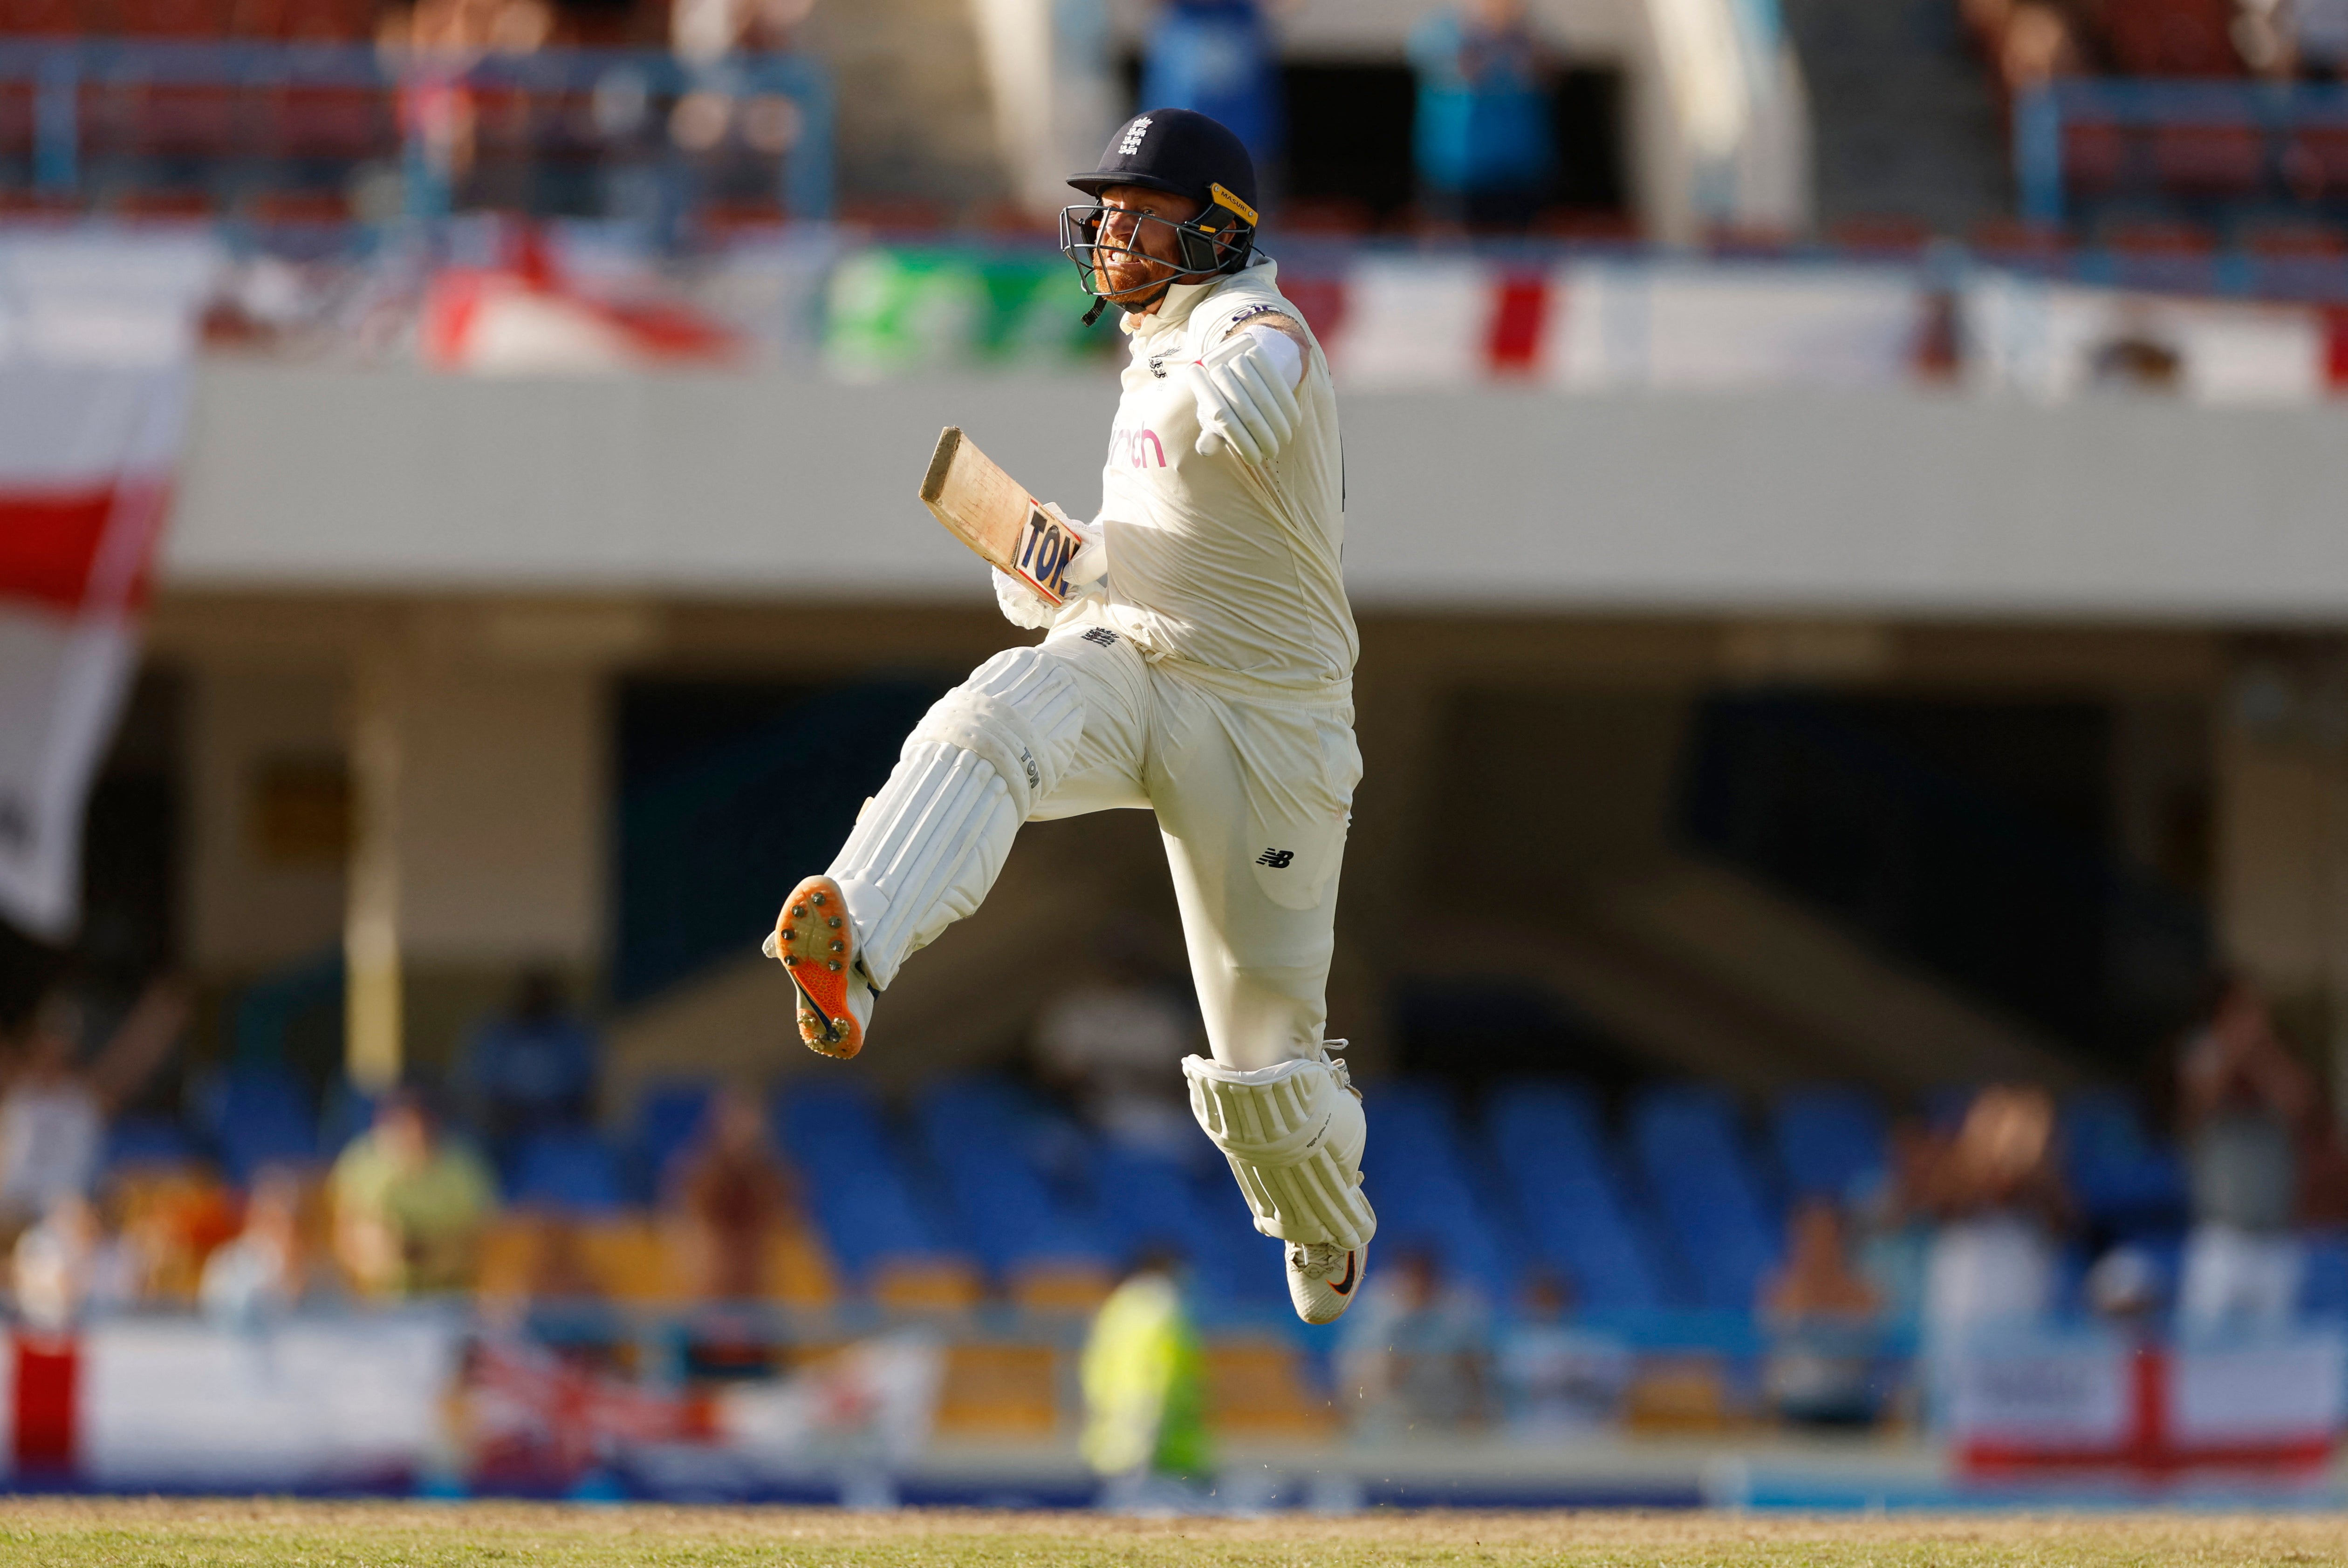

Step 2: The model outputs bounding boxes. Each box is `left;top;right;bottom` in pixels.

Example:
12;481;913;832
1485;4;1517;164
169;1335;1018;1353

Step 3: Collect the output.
825;611;1360;1072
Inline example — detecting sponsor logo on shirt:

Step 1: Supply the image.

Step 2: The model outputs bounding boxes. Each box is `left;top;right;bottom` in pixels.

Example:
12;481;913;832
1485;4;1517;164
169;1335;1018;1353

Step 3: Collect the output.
1109;424;1168;469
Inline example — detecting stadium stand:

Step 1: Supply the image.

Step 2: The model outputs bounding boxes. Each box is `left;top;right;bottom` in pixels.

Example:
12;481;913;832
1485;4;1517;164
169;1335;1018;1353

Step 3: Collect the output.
1770;1085;1889;1206
770;1077;949;1287
200;1065;318;1183
2060;1087;2192;1240
101;1111;203;1175
1359;1081;1512;1304
1487;1079;1674;1312
507;1125;630;1214
628;1077;717;1199
912;1075;1112;1288
1629;1084;1784;1314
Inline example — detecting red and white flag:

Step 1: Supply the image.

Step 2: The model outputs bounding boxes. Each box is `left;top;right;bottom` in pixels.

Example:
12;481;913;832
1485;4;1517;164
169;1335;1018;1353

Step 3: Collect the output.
0;234;216;940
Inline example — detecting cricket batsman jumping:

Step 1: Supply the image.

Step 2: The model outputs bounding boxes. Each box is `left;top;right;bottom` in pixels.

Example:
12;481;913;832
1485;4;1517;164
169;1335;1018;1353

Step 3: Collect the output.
767;108;1373;1323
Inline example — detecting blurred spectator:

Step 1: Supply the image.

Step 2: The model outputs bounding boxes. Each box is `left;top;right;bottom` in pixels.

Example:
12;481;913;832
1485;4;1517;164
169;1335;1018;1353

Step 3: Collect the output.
1335;1245;1487;1434
199;1168;324;1325
0;978;188;1228
120;1169;241;1306
1961;0;2086;92
2298;1112;2348;1227
2084;1241;2165;1327
1853;1118;1945;1324
668;0;816;216
1761;1201;1884;1426
1999;2;2084;90
2236;0;2294;75
329;1089;498;1297
1142;1;1285;174
1080;1250;1212;1509
13;1194;143;1331
457;968;600;1150
383;0;556;211
514;1214;627;1364
667;1090;793;1302
2301;0;2348;77
1491;1270;1630;1436
1766;1200;1880;1319
2177;977;2313;1330
1922;1085;2070;1336
1408;0;1555;232
673;0;813;60
1032;932;1200;1158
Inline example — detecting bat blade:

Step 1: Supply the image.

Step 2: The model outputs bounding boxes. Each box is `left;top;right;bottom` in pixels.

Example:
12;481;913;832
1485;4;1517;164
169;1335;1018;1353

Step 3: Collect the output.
918;426;1079;605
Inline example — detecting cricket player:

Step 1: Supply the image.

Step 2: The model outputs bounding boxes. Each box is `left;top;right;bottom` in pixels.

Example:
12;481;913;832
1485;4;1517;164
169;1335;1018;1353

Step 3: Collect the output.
767;108;1373;1323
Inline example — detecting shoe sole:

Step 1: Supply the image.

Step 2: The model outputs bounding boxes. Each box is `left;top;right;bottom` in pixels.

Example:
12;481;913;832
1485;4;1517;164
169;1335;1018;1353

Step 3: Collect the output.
1293;1246;1363;1324
770;874;863;1059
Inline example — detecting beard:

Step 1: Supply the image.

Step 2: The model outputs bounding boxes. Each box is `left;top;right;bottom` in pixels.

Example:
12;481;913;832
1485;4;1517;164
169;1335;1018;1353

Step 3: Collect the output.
1099;252;1180;302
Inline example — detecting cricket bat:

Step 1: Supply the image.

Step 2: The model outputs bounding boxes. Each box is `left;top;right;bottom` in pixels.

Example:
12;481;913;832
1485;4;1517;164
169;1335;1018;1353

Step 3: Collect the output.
918;426;1083;605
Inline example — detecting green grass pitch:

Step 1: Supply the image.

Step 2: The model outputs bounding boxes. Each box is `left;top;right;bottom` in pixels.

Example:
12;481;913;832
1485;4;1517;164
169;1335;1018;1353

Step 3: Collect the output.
0;1501;2341;1567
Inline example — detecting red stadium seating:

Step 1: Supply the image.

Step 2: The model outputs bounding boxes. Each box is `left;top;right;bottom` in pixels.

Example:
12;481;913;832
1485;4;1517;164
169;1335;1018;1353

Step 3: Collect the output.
0;0;93;34
2063;120;2130;195
116;0;233;35
1827;214;1935;256
2149;122;2265;196
2100;0;2242;75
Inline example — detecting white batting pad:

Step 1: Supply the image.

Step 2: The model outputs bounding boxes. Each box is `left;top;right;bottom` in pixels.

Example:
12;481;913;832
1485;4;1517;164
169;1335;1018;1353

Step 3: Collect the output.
905;646;1084;817
828;647;1084;989
1183;1050;1376;1251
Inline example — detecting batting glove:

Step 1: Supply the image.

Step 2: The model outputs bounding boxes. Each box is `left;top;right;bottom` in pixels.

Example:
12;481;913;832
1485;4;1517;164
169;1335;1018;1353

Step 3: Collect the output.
990;504;1102;629
1191;326;1303;464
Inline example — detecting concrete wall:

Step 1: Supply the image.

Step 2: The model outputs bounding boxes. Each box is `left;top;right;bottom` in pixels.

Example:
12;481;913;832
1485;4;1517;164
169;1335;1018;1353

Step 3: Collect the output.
164;364;2348;623
182;664;347;976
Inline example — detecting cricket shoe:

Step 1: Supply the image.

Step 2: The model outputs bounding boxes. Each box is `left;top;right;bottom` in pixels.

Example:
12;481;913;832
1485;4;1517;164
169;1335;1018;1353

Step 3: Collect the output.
764;874;873;1058
1286;1240;1365;1324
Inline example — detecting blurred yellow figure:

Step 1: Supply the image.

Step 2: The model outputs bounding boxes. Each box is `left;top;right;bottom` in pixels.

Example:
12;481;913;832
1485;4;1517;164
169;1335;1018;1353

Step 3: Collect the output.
329;1089;498;1297
1079;1256;1211;1492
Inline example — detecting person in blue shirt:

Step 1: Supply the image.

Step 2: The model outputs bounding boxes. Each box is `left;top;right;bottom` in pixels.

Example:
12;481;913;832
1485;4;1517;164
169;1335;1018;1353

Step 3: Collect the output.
458;969;600;1148
1143;0;1282;173
1409;0;1556;231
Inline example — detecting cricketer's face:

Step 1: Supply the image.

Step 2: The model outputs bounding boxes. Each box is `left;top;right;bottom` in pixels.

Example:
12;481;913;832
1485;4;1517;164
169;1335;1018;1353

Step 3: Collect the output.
1094;183;1208;304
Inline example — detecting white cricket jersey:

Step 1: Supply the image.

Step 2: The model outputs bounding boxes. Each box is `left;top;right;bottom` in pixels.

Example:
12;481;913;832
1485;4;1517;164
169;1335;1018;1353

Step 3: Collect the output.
1087;257;1356;692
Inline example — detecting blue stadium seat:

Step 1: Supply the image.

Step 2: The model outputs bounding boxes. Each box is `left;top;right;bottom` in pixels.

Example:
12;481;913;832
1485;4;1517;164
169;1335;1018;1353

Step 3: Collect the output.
318;1084;377;1161
508;1127;628;1213
1771;1085;1888;1204
1361;1080;1510;1302
208;1068;319;1184
102;1113;201;1175
632;1079;718;1197
2061;1088;2190;1237
1628;1084;1781;1313
1182;1160;1294;1310
2300;1228;2348;1320
773;1079;954;1283
1090;1143;1284;1308
1488;1079;1675;1312
914;1076;1109;1280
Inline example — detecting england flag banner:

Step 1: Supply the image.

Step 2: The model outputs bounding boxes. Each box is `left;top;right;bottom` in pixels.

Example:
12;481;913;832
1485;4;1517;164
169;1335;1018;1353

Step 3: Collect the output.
0;233;218;939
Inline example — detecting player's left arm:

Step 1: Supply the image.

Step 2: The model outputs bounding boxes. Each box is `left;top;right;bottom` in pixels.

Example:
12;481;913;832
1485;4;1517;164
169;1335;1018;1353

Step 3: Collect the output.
1191;311;1310;464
